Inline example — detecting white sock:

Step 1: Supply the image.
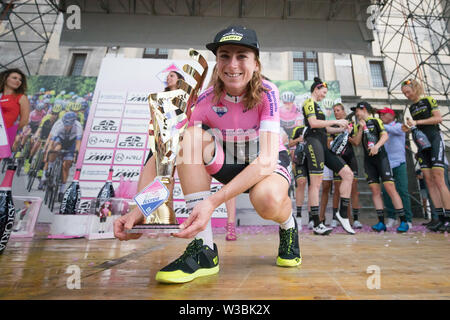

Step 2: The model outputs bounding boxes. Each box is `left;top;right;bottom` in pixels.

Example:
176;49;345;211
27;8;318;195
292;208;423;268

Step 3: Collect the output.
280;213;295;230
184;191;213;249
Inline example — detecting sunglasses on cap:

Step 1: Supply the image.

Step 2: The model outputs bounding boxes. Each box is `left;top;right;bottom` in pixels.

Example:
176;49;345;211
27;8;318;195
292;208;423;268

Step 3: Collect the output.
315;82;328;90
402;80;412;86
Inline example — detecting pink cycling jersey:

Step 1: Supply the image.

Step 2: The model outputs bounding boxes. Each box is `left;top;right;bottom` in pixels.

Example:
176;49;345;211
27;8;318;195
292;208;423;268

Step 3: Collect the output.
188;80;285;154
29;109;46;123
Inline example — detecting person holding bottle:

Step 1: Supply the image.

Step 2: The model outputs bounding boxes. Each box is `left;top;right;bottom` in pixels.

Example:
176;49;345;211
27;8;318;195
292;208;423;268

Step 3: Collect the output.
401;79;450;232
302;77;355;235
352;101;409;233
377;107;413;229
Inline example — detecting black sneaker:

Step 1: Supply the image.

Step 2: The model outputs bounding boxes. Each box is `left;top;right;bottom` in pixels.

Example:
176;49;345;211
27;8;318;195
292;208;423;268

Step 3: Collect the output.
57;192;64;203
428;218;445;232
155;238;219;284
276;216;301;267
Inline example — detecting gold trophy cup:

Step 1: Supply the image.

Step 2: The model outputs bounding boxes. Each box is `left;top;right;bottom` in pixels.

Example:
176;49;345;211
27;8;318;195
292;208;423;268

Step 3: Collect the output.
127;49;208;234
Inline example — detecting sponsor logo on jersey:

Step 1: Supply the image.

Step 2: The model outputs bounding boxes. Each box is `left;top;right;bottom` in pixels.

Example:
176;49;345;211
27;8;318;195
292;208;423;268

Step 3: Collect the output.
212;105;228;117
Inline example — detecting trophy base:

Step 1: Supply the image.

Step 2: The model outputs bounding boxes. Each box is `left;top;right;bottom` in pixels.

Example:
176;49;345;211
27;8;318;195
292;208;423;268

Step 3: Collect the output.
126;224;181;234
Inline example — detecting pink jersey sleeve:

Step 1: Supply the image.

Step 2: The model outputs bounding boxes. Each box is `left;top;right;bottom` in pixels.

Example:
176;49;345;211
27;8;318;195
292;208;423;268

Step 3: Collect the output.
259;80;280;134
188;87;214;128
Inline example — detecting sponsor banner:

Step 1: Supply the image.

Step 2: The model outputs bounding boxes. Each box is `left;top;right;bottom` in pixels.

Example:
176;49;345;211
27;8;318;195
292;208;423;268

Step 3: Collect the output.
91;118;121;133
83;149;114;164
173;201;227;218
126;92;150;105
120;118;149;133
123;104;151;118
80;165;110;181
95;104;124;118
79;182;121;200
79;181;106;198
117;134;147;149
111;165;141;181
87;133;118;148
98;91;127;104
114;149;145;165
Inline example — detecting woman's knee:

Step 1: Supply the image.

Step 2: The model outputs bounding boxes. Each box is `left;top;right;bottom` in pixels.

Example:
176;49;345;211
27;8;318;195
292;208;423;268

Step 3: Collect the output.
251;188;287;218
339;166;354;181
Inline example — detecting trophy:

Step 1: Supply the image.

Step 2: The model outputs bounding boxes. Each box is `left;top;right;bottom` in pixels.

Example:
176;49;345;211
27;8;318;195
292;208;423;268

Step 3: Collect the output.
127;49;209;234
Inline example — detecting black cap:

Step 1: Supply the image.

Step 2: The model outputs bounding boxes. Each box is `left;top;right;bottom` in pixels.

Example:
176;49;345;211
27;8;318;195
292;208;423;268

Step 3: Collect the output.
206;25;260;56
351;101;372;112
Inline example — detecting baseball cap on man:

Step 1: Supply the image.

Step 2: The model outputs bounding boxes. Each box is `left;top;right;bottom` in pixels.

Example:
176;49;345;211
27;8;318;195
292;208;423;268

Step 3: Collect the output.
377;107;395;116
351;101;372;112
206;25;260;56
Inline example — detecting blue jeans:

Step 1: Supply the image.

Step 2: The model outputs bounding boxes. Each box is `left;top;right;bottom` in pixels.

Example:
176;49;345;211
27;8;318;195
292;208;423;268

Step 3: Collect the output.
381;163;413;222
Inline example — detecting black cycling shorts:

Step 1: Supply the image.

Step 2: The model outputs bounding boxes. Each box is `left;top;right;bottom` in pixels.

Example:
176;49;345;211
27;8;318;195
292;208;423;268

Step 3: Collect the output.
294;163;308;180
203;126;291;191
305;134;346;176
333;153;358;181
417;132;446;170
364;153;394;184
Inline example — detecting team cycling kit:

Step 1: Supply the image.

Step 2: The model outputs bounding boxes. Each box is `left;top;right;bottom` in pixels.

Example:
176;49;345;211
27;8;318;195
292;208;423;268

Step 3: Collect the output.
302;98;346;176
50;118;82;160
409;96;445;170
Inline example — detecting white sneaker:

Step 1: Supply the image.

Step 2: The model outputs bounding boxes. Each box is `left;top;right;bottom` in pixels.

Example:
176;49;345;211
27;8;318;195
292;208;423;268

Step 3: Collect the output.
385;218;397;228
295;217;303;231
313;223;333;235
331;219;338;228
336;211;355;234
308;220;314;230
407;222;412;229
353;220;363;229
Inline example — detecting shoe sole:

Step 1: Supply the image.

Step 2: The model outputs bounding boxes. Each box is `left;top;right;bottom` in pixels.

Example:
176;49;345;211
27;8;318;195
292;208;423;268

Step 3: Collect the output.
155;265;219;284
276;256;302;267
371;227;386;232
313;229;332;235
336;212;355;234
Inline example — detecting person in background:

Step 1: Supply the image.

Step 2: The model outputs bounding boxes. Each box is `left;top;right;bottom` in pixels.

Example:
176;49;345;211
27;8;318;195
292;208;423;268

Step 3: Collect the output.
288;124;307;229
401;79;450;232
0;68;30;156
416;169;431;221
352;102;409;233
378;107;413;229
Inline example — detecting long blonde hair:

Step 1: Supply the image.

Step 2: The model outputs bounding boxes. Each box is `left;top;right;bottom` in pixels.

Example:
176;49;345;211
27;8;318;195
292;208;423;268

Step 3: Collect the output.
401;79;424;97
212;57;268;110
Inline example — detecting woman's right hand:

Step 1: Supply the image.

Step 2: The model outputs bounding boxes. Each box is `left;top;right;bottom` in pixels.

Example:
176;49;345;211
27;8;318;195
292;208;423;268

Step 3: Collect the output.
335;119;348;128
113;206;145;241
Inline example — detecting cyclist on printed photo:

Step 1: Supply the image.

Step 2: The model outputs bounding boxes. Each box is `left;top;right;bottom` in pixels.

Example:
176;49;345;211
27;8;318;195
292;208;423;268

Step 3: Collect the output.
42;112;82;202
12;101;46;154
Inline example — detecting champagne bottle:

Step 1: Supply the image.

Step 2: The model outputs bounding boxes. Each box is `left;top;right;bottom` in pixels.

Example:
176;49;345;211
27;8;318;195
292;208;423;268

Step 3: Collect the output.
59;168;81;215
331;123;352;155
0;164;16;254
95;168;115;216
411;126;431;152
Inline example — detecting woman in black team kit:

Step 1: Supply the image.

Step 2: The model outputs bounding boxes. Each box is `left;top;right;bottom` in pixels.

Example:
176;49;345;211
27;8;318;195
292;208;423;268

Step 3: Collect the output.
328;103;363;229
402;79;450;232
352;101;409;233
302;77;355;235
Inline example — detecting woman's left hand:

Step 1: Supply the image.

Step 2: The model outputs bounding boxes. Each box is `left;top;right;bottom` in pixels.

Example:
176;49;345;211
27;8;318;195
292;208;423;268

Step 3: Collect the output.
173;198;216;239
369;145;379;156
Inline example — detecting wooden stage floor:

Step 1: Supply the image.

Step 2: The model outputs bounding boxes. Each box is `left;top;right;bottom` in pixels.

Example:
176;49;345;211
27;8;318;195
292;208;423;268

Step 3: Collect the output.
0;224;449;300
